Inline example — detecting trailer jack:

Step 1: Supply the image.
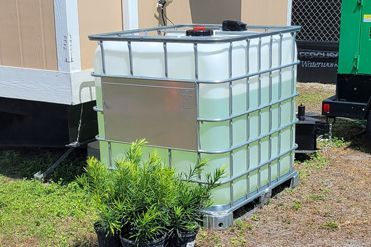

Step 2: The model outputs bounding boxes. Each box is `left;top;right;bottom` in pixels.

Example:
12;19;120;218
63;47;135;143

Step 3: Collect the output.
295;105;331;155
33;138;94;181
33;147;75;181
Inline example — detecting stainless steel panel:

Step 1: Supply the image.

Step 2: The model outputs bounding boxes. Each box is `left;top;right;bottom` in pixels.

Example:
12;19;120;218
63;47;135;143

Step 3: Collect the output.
102;77;197;150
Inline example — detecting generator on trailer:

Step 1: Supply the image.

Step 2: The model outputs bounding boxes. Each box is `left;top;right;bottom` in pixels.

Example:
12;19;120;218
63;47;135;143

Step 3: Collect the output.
322;0;371;133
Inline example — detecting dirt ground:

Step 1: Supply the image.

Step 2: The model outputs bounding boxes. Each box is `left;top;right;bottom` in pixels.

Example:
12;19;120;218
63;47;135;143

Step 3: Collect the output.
197;83;371;247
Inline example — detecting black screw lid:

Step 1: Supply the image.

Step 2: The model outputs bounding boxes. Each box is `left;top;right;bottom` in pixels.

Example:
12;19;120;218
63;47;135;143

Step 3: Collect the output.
222;20;247;31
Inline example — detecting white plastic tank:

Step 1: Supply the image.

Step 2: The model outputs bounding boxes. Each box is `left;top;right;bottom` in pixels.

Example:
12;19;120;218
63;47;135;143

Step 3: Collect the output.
92;24;299;208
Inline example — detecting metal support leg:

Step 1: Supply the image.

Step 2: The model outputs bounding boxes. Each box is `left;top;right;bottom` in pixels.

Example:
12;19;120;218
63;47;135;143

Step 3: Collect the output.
33;147;75;181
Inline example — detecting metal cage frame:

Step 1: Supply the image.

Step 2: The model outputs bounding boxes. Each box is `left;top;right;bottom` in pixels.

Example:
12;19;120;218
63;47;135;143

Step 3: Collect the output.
91;24;301;227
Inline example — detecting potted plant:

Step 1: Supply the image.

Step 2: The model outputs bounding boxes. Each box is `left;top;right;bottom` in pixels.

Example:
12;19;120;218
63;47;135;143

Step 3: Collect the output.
168;161;224;247
116;140;176;246
120;206;168;247
79;157;122;247
81;139;224;247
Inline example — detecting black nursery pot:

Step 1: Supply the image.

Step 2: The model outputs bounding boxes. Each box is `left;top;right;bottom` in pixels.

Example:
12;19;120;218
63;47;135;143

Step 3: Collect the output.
94;223;122;247
174;230;198;247
120;233;167;247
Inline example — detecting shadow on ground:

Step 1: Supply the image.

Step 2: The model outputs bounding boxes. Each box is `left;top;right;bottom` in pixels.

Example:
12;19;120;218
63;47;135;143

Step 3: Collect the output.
0;147;87;182
330;118;371;154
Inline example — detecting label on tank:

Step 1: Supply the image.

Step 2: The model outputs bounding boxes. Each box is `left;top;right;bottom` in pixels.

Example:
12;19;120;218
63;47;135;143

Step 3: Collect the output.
363;14;371;22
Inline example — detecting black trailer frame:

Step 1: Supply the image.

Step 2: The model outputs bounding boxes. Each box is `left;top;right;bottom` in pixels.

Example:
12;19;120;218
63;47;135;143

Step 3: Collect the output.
322;96;370;120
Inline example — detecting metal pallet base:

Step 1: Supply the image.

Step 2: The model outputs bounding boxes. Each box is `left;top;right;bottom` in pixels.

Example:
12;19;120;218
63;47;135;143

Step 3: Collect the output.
202;171;299;229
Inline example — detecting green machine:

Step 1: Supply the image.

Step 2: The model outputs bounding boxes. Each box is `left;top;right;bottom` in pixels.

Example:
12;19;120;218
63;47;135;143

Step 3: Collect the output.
323;0;371;128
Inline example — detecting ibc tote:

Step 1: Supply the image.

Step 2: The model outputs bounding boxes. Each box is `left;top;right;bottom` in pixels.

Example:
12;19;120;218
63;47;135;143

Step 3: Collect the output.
90;23;300;229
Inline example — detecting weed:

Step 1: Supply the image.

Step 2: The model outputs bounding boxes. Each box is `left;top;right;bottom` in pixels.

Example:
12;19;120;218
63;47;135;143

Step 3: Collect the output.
321;220;339;230
298;168;310;180
233;219;252;232
308;188;331;202
251;214;260;222
297;153;329;180
318;137;350;149
292;200;302;211
230;235;248;246
210;234;222;247
308;194;326;201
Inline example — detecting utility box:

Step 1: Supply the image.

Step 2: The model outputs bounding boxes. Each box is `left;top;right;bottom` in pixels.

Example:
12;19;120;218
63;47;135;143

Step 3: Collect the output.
336;0;371;103
323;0;371;122
338;0;371;75
91;24;300;228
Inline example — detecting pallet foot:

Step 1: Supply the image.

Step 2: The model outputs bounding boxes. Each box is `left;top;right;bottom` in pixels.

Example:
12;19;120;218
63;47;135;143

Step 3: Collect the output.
290;171;300;188
258;188;272;207
203;211;233;230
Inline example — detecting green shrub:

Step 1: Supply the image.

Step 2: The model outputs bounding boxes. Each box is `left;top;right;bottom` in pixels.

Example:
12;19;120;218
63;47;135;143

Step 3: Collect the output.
80;139;224;244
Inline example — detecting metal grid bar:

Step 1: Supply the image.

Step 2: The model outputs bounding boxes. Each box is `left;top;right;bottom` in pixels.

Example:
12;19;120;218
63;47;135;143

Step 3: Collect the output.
268;35;273;187
89;24;300;44
96;120;297;155
210;146;297;186
163;42;168;78
99;41;106;75
257;37;262;193
91;61;299;85
245;39;251;196
228;42;234;205
277;34;284;180
127;41;133;76
207;169;297;212
95;80;297;123
97;135;297;187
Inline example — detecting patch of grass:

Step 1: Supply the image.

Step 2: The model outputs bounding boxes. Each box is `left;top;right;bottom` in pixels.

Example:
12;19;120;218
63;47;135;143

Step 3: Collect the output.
292;200;302;211
297;152;329;180
209;234;222;247
298;168;310;180
321;220;339;230
308;194;326;202
230;235;248;247
0;148;87;182
308;188;331;202
318;137;350;149
233;219;253;232
0;179;96;246
0;149;97;246
296;85;334;112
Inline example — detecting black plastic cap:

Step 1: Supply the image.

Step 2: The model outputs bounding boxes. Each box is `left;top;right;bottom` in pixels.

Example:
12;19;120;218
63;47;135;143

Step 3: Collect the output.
186;26;213;36
298;104;306;121
222;20;247;31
